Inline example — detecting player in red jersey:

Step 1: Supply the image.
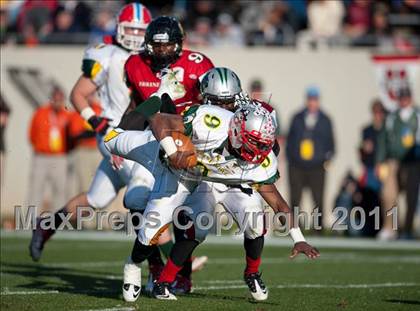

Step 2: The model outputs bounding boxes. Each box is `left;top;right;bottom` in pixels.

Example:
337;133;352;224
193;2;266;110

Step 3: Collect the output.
124;16;214;114
121;16;214;299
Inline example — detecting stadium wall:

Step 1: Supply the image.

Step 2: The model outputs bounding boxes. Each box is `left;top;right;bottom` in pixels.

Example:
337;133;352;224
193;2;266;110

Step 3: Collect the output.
1;46;419;227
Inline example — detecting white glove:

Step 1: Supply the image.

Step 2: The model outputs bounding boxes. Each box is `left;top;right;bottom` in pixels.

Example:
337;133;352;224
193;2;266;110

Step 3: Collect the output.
153;68;186;101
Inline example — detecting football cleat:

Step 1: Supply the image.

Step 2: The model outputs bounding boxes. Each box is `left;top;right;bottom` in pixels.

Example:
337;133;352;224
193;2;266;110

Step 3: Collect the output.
152;282;177;300
192;255;208;272
144;264;163;294
171;274;192;295
244;272;268;301
29;218;55;262
122;257;141;302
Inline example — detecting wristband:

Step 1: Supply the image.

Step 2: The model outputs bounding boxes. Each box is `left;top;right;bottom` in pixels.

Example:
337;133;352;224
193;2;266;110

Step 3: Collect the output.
289;227;306;244
160;136;178;156
80;106;96;121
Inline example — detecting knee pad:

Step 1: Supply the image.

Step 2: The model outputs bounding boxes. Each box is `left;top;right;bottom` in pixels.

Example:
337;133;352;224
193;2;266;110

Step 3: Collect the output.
86;189;115;209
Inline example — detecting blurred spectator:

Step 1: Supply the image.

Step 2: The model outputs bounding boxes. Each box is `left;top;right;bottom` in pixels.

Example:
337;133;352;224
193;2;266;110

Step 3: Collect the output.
248;78;282;139
17;0;58;46
334;172;361;236
89;8;116;44
68;99;101;193
258;1;294;45
286;86;335;229
0;0;418;50
368;4;393;51
376;87;420;240
0;6;9;44
240;1;295;46
344;0;373;43
0;93;11;186
360;99;386;173
184;0;219;30
209;13;244;47
65;1;92;32
297;0;345;49
187;17;212;47
357;99;386;237
27;86;72;214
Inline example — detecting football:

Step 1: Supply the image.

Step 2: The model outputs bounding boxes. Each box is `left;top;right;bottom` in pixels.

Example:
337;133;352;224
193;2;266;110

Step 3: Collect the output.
171;131;197;168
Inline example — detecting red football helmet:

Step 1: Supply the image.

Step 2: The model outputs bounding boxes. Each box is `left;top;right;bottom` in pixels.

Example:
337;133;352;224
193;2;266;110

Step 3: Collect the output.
117;3;152;51
229;102;276;164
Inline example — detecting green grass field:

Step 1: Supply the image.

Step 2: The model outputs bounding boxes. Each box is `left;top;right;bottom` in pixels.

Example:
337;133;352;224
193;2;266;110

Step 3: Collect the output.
1;233;420;311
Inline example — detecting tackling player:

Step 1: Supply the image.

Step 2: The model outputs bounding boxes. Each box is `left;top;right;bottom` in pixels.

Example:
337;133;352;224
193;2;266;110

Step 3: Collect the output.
29;12;213;298
104;95;320;301
121;15;214;296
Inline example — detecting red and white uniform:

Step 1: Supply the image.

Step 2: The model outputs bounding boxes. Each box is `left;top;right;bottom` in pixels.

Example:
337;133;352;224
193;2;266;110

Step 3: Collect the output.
125;50;214;114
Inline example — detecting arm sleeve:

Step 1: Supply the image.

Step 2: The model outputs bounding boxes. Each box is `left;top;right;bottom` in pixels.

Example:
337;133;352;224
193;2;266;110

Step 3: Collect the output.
253;170;280;187
81;45;109;86
124;56;144;107
182;105;200;137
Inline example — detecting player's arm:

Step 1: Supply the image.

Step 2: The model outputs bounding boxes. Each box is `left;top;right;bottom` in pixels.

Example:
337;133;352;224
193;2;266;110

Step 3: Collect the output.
70;56;109;135
257;183;320;260
111;96;195;169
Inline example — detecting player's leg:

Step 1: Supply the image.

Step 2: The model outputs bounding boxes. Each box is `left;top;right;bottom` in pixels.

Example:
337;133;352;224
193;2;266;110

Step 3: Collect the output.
153;182;216;299
221;187;268;301
122;163;166;297
29;157;125;261
124;169;192;301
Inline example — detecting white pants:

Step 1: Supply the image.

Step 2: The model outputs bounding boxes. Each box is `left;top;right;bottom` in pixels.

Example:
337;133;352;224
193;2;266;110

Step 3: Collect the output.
86;134;161;211
104;129;266;244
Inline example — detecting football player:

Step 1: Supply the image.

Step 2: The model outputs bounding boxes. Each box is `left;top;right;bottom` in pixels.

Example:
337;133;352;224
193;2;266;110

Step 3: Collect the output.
29;2;153;260
120;15;214;296
29;11;212;298
104;95;320;301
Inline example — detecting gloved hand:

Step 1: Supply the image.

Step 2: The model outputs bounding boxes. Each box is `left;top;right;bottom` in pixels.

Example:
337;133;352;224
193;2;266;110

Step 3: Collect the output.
88;116;110;135
153;68;186;101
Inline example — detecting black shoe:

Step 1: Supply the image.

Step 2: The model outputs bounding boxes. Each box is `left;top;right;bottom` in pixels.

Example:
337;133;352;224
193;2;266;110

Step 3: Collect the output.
244;272;268;301
152;282;177;300
29;219;54;262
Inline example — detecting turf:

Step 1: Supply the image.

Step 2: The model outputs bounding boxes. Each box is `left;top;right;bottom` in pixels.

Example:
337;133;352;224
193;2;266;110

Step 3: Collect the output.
1;235;420;311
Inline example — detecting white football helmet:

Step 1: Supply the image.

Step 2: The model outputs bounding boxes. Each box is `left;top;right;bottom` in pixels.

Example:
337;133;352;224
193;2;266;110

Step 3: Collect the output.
116;3;152;51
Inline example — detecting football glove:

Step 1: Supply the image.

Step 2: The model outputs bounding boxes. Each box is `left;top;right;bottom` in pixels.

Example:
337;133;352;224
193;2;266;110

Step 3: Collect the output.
153;68;186;101
88;116;109;135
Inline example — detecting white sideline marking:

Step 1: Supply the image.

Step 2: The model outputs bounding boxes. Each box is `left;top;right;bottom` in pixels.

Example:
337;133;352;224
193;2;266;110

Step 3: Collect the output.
2;282;418;296
82;308;135;311
194;282;420;291
23;253;419;269
2;230;420;250
1;289;59;295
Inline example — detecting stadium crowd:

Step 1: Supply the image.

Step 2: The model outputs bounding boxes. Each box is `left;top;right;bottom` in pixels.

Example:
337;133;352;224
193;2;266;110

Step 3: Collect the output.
0;0;420;51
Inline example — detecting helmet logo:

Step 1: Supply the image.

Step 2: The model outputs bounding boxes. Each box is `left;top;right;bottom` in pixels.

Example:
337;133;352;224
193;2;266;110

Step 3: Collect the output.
153;33;169;42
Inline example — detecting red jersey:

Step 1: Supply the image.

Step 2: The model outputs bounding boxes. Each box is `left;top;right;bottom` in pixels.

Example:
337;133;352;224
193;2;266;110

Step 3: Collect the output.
124;49;214;114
